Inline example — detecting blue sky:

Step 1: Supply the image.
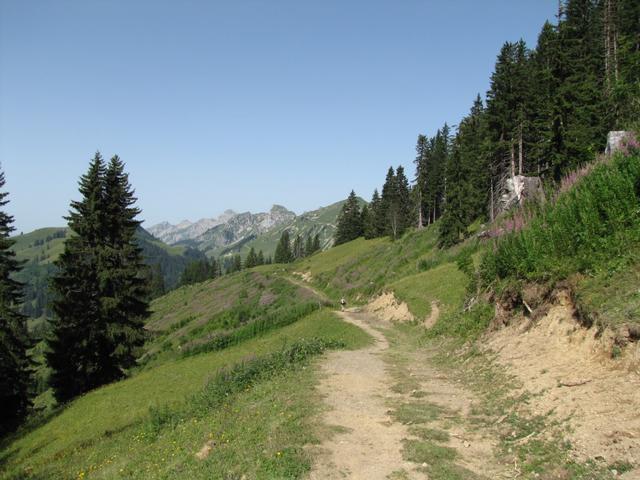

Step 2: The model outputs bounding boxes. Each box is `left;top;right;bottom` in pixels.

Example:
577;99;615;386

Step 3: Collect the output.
0;0;557;233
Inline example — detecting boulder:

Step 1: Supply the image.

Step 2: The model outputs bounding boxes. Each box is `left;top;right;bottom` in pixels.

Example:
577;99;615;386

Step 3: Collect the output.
499;175;544;213
605;131;633;156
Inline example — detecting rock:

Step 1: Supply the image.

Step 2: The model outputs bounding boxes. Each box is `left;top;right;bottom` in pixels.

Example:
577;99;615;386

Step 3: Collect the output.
605;131;634;156
195;440;216;460
421;462;428;467
463;441;471;448
499;175;544;214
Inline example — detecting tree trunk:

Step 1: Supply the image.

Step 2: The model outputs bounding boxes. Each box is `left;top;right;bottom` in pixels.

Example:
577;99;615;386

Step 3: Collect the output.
417;190;423;229
490;181;495;222
518;125;524;175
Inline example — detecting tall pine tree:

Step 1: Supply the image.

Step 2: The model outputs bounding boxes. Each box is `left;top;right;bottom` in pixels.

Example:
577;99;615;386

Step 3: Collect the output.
49;154;107;402
98;156;149;382
274;230;293;263
0;170;32;433
334;190;363;245
48;153;150;402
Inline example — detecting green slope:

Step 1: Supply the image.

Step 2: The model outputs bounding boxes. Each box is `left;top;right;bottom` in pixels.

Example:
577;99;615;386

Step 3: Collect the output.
0;265;371;480
12;227;207;320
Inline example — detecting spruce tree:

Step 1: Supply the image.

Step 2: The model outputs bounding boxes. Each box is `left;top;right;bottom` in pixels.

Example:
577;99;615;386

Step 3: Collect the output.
334;190;363;245
394;165;413;236
98;156;149;383
147;264;165;299
257;250;265;265
360;204;374;239
274;231;293;263
245;247;258;269
233;254;242;272
369;189;385;237
49;153;107;402
380;168;397;237
413;135;429;228
292;234;304;259
0;170;32;433
304;235;313;256
48;153;150;402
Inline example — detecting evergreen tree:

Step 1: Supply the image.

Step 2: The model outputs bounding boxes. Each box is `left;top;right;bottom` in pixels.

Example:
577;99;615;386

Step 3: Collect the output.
210;257;221;278
312;234;321;253
380;167;398;237
360;204;374;239
334;190;363;245
48;153;107;402
368;189;385;237
553;0;608;176
304;235;313;256
48;153;150;402
413;134;429;228
395;165;413;236
147;264;165;299
292;234;305;259
245;247;258;269
0;170;32;433
274;231;293;263
257;250;265;265
98;156;149;383
233;254;242;272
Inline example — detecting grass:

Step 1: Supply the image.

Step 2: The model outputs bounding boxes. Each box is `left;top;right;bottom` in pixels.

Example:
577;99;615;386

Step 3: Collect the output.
425;301;494;343
389;263;467;319
0;309;372;479
143;269;327;364
572;260;640;330
409;426;450;443
481;152;640;285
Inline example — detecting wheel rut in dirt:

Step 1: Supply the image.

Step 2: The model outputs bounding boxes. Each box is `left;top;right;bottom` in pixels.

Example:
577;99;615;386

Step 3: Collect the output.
308;310;419;479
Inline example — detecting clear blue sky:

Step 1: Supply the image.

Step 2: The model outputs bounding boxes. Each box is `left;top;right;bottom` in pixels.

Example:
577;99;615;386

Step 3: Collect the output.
0;0;557;233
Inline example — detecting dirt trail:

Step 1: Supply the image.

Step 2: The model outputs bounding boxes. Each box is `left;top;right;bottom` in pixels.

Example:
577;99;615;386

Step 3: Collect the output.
285;274;333;305
308;310;420;479
309;310;508;479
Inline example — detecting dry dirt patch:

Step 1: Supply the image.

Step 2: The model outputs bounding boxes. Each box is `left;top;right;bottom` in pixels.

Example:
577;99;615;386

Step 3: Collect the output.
365;292;414;323
485;290;640;467
308;311;421;479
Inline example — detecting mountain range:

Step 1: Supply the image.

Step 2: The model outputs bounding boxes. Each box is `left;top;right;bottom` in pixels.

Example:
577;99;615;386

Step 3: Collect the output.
148;200;361;259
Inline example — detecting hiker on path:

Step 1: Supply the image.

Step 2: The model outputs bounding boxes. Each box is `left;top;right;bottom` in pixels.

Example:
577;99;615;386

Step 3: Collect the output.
340;298;346;311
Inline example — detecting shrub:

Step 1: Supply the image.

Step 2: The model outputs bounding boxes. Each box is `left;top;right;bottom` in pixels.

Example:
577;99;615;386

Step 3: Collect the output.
481;152;640;285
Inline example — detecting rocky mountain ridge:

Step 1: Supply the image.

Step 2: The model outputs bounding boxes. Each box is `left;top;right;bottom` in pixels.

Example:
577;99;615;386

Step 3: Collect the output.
148;201;360;259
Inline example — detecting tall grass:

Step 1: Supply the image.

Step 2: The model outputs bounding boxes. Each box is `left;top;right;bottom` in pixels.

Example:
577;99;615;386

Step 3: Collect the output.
181;302;321;357
481;151;640;284
147;337;341;435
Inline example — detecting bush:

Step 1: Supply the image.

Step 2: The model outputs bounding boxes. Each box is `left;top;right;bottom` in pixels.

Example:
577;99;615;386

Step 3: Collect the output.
481;153;640;285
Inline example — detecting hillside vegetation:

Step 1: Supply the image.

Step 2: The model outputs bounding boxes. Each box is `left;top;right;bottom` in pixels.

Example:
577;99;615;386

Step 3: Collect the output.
0;265;370;479
11;226;206;320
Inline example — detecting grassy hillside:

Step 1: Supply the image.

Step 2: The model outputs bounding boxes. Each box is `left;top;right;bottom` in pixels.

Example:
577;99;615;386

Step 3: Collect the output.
293;226;474;318
1;259;371;479
11;226;206;320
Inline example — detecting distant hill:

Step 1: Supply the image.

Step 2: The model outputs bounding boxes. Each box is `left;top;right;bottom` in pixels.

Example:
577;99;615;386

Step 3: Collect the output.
12;226;206;320
149;199;365;260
